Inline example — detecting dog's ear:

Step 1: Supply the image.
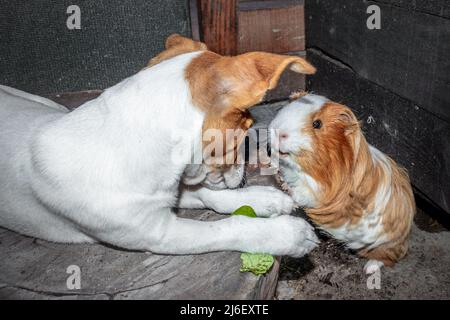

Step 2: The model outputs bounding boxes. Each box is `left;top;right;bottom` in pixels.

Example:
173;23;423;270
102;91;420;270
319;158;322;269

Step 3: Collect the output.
147;34;207;67
242;52;316;90
186;51;316;113
186;50;315;164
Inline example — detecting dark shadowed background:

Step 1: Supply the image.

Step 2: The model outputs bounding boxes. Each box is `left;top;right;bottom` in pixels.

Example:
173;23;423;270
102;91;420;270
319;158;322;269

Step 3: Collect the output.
0;0;191;95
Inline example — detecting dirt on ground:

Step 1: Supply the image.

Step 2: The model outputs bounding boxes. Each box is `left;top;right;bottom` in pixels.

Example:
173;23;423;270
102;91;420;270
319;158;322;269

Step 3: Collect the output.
276;209;450;300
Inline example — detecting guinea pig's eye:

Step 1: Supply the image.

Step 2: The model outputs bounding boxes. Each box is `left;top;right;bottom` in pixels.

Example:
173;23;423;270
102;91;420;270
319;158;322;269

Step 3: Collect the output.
312;119;322;129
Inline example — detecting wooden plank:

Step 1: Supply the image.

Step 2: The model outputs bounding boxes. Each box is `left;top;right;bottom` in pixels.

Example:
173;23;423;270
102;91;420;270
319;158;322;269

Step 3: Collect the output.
0;208;279;300
198;0;238;55
306;0;450;122
191;0;307;100
307;49;450;215
370;0;450;19
237;5;305;53
189;0;201;41
237;2;306;101
238;0;304;11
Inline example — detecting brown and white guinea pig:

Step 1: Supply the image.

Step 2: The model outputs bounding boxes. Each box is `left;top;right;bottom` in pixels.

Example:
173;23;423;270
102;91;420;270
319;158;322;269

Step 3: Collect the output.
269;93;416;274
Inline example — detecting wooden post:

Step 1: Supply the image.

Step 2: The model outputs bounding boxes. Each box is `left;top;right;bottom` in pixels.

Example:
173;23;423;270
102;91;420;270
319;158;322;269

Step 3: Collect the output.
198;0;238;55
190;0;307;100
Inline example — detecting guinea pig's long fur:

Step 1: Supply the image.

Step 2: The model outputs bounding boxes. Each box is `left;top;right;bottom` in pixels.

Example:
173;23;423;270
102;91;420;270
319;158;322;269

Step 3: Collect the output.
270;94;416;273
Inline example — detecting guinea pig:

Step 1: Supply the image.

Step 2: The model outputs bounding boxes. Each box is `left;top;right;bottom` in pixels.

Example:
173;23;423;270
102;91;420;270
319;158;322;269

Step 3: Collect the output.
269;93;416;274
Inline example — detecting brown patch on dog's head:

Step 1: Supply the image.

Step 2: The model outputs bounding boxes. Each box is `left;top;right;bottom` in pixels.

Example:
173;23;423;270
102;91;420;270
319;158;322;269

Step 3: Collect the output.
148;34;316;174
202;108;254;167
147;34;207;68
147;34;316;165
186;51;316;114
185;48;316;165
149;34;316;166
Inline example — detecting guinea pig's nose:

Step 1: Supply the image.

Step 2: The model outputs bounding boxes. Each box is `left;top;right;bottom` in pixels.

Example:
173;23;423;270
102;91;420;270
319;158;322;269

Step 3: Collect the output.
268;129;287;155
268;129;277;148
270;129;288;142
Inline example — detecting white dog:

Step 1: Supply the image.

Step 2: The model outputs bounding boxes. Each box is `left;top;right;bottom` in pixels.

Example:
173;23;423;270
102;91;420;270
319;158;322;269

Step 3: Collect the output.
0;35;318;257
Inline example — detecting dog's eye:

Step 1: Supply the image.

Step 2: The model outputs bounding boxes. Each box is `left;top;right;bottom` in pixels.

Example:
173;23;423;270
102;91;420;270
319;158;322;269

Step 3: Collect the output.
312;119;322;129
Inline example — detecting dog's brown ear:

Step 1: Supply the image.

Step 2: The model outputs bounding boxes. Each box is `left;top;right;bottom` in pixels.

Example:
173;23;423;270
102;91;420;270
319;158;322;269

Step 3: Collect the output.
147;34;207;67
240;52;316;90
186;51;316;113
187;51;315;162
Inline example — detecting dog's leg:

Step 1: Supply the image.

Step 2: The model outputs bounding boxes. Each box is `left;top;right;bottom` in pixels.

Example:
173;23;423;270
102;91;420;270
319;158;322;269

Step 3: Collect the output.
151;212;318;256
22;191;316;256
178;185;294;217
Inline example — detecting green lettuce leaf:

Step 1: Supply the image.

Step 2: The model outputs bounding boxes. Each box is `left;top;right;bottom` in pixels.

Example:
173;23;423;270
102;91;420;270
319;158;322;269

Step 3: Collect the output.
231;205;257;218
239;252;275;276
232;206;274;276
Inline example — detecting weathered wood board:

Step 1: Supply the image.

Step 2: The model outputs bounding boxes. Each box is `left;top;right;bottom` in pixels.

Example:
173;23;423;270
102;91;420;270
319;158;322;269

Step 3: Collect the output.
0;207;279;300
369;0;450;19
197;0;238;55
306;0;450;122
306;49;450;215
190;0;307;102
237;2;305;54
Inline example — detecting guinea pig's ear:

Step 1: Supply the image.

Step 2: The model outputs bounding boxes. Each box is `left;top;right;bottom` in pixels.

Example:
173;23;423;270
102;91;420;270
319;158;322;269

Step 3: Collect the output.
147;34;207;67
338;108;359;135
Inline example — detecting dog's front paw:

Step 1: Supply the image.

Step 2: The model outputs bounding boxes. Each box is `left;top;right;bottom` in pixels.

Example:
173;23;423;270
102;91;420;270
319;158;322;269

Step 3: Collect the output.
272;215;319;257
285;216;319;257
242;186;294;217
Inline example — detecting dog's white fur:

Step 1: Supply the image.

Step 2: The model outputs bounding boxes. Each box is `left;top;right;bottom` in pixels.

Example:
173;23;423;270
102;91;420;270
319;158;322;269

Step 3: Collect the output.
0;52;318;257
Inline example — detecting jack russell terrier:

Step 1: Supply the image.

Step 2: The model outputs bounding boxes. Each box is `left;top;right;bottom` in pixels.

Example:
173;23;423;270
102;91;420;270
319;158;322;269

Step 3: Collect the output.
0;34;318;257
